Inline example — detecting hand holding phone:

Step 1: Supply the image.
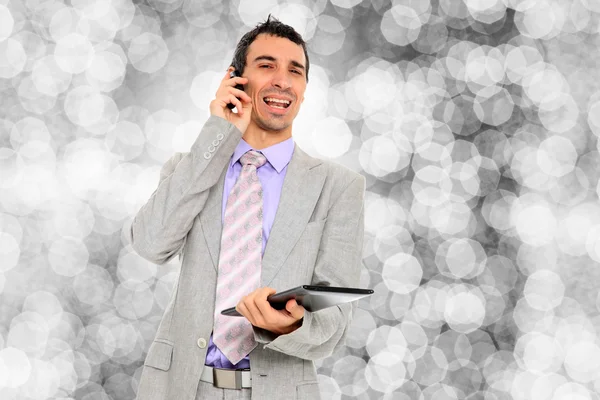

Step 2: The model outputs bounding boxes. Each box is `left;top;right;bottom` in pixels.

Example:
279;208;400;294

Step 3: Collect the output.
209;67;252;133
227;70;246;110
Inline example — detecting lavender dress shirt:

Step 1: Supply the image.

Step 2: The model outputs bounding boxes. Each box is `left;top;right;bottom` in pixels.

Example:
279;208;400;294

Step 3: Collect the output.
204;136;295;369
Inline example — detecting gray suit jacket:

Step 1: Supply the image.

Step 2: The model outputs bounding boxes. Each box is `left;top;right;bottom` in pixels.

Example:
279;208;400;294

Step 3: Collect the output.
130;116;365;400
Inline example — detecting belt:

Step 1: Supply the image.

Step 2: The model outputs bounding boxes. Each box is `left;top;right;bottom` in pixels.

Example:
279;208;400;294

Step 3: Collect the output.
200;366;252;390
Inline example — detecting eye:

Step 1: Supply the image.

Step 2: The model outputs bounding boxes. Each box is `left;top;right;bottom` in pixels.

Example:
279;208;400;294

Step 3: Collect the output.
259;64;273;69
291;70;302;75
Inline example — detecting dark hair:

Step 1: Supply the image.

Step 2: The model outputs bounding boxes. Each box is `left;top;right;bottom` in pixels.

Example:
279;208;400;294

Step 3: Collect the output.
231;15;310;82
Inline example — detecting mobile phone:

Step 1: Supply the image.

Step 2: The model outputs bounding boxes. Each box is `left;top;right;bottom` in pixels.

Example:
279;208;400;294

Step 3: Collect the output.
227;69;245;110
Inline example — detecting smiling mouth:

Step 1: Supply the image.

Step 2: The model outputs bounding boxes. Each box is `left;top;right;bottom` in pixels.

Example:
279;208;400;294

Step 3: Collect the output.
263;97;291;109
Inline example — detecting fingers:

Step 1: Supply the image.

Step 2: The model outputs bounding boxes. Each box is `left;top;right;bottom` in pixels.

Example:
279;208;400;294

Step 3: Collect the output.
217;77;251;114
217;69;248;88
226;88;252;113
243;300;265;326
231;87;252;103
220;68;237;83
236;288;304;334
246;288;275;325
209;69;253;133
237;298;261;326
220;70;249;92
236;301;250;320
254;287;277;319
221;70;248;88
225;93;244;115
238;288;275;325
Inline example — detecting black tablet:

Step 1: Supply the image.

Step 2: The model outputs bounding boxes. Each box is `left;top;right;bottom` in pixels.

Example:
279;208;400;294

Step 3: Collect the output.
220;285;374;317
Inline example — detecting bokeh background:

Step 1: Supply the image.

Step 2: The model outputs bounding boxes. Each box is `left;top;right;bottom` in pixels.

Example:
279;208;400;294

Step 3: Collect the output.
2;0;600;399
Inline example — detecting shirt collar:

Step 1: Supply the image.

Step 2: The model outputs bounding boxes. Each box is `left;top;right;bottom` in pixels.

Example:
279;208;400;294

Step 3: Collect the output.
230;137;295;173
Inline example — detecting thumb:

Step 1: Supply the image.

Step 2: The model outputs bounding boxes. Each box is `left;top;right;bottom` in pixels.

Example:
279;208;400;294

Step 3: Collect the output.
286;299;304;318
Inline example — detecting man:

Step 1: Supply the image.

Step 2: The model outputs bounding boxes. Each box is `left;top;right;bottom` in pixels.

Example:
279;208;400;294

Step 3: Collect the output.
131;16;365;400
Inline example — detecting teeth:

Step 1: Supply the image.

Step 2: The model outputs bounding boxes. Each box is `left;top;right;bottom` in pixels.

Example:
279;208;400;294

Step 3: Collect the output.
264;97;290;105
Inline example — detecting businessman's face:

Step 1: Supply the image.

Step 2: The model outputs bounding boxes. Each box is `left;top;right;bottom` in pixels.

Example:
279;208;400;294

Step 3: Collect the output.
243;34;306;134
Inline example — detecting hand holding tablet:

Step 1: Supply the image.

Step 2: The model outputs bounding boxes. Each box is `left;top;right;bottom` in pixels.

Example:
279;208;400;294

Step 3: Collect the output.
221;285;374;317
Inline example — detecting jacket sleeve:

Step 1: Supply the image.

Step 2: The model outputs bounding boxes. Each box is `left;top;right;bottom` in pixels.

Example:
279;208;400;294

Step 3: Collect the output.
254;174;366;360
129;116;242;265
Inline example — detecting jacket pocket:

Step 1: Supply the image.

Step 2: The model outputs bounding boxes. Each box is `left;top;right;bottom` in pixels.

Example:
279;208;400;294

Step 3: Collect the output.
296;381;321;400
144;339;174;371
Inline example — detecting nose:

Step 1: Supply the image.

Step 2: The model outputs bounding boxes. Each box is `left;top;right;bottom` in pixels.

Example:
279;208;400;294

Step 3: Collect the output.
271;69;291;90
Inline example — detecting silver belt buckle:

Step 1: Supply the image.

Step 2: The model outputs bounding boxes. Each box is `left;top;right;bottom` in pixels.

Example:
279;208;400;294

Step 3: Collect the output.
212;367;243;390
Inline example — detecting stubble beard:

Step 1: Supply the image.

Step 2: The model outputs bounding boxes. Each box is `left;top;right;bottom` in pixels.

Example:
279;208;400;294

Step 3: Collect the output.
253;112;291;133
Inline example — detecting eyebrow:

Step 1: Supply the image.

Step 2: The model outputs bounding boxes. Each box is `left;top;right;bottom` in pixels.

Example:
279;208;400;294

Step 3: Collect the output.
253;55;306;71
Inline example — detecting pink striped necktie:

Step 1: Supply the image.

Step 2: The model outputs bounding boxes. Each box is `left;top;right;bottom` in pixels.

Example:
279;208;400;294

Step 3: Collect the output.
213;150;267;365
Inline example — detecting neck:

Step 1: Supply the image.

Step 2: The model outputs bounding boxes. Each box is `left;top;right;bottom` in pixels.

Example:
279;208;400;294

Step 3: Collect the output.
242;124;292;150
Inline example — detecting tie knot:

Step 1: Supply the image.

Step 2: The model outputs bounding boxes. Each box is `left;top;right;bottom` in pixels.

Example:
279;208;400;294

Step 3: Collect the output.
240;150;267;168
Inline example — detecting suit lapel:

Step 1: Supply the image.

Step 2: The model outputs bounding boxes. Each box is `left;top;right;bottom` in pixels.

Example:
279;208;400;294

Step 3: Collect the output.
200;144;326;282
261;145;325;286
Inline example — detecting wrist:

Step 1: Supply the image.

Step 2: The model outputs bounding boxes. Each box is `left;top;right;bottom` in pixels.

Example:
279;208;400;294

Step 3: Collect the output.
267;319;302;335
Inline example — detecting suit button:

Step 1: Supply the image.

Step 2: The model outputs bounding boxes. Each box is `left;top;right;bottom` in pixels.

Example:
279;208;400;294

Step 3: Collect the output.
208;145;215;153
197;338;207;348
204;152;211;159
217;133;224;140
212;139;219;146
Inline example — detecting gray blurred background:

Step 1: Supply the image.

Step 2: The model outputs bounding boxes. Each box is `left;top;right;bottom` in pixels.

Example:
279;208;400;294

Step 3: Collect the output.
2;0;600;399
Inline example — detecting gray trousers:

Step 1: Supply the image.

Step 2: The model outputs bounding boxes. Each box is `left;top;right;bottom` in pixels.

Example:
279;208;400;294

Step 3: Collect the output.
195;380;252;400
